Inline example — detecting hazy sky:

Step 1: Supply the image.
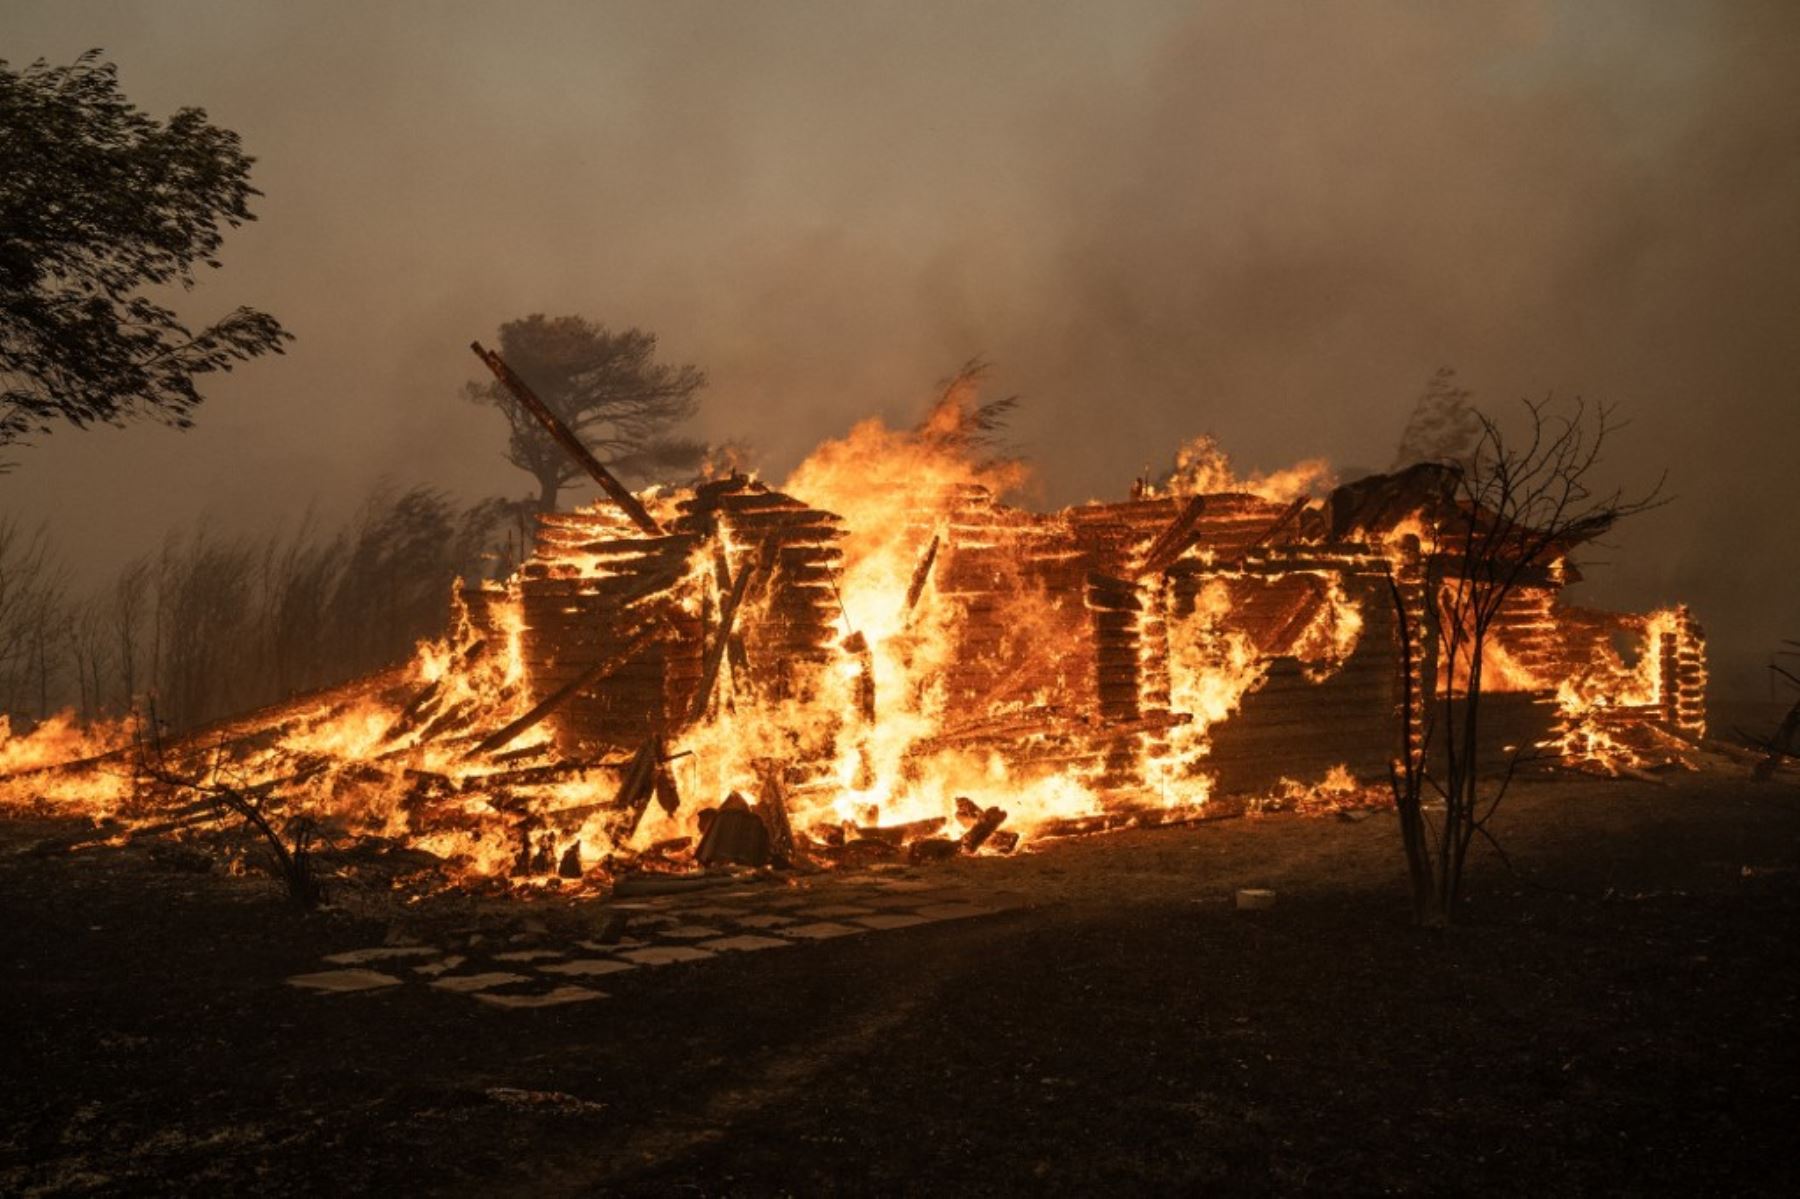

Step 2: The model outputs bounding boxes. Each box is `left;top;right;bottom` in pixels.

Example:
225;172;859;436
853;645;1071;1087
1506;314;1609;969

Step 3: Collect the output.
2;1;1796;691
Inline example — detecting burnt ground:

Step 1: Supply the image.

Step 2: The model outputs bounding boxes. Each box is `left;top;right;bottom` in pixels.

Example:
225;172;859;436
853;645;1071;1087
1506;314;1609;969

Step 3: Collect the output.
2;769;1797;1197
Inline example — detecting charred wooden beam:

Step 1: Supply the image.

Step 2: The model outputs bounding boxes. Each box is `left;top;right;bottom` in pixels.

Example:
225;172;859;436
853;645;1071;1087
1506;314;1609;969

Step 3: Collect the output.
604;734;665;845
756;767;799;865
687;549;761;723
458;756;630;791
960;805;1008;852
903;533;941;619
1138;495;1207;576
696;791;771;866
1249;495;1310;550
379;677;443;744
465;625;656;758
854;816;947;846
653;756;682;817
907;837;959;863
470;341;663;535
841;630;877;723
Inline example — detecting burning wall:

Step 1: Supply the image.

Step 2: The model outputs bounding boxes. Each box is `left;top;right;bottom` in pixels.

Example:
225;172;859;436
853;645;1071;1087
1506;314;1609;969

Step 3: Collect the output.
0;416;1706;891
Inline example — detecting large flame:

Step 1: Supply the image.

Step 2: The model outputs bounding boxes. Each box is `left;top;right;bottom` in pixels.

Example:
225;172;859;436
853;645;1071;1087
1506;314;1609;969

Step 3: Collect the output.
0;405;1698;889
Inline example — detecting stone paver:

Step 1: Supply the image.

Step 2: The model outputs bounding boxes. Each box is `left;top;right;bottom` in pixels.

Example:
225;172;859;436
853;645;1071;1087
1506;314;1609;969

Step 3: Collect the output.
854;913;930;931
615;945;716;966
777;921;865;940
474;985;605;1009
577;938;648;952
322;946;441;966
538;958;637;978
414;955;466;976
287;968;403;993
856;894;938;910
429;971;531;993
298;875;1014;1008
911;903;998;921
657;924;724;940
728;913;793;929
697;934;791;953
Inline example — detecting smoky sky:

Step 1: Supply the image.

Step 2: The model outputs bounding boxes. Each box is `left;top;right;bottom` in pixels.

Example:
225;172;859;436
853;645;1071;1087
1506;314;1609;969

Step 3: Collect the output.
2;0;1796;692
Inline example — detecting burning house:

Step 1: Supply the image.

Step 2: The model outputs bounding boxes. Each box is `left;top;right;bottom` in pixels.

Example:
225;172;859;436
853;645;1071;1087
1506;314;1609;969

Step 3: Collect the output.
0;353;1705;890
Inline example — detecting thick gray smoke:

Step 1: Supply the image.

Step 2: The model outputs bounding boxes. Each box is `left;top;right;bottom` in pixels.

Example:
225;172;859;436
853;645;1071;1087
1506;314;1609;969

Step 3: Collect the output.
2;0;1795;693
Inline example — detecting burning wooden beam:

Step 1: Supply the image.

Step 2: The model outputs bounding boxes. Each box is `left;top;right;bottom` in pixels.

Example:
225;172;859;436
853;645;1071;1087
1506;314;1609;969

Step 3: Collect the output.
470;341;663;535
1138;495;1207;576
687;548;762;724
466;626;656;758
903;532;941;618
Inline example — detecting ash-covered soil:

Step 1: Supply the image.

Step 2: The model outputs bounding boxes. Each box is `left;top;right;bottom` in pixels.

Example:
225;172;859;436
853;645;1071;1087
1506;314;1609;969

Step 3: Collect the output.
2;771;1796;1197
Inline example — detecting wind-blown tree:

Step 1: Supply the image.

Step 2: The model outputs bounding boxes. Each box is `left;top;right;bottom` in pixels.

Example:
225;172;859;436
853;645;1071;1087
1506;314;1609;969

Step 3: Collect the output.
467;314;706;512
0;51;290;457
916;358;1020;456
1392;367;1483;470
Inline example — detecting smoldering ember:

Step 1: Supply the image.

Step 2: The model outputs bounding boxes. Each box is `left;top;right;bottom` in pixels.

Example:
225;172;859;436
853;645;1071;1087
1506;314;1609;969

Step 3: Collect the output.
4;10;1799;1198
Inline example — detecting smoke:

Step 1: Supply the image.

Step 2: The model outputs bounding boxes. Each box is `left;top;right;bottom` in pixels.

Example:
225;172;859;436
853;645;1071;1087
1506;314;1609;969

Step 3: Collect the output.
0;0;1795;692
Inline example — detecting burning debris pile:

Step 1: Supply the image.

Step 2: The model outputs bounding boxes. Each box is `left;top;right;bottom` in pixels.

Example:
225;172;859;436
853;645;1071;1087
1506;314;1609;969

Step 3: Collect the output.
0;355;1706;894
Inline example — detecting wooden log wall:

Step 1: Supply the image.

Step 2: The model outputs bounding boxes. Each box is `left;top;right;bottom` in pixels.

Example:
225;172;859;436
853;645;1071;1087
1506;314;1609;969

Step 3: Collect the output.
1066;494;1297;780
1662;604;1707;738
1187;551;1400;794
672;476;846;704
1484;586;1562;688
1432;691;1560;768
935;487;1096;717
519;513;703;753
457;583;510;644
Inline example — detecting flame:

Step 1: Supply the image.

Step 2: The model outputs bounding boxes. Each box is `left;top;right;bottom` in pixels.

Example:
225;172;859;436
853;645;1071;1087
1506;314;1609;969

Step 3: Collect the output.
1143;434;1334;504
1553;607;1696;773
0;405;1699;890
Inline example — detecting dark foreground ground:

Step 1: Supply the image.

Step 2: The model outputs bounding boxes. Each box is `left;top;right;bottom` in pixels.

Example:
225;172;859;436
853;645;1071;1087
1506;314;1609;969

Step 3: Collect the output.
2;770;1797;1197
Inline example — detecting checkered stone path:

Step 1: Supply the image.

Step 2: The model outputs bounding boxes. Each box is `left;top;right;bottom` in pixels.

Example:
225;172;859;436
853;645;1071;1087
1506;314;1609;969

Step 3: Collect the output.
288;875;1020;1009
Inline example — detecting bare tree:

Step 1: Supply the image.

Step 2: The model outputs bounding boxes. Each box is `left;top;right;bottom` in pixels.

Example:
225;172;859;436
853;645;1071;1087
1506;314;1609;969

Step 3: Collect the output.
0;519;67;721
1386;398;1663;926
1746;640;1799;780
110;557;152;709
67;593;110;720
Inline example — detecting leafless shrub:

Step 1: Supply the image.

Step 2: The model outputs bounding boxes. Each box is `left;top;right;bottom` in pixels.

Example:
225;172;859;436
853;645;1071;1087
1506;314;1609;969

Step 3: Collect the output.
0;485;506;735
1387;397;1664;926
143;761;325;910
1744;641;1799;780
0;519;68;720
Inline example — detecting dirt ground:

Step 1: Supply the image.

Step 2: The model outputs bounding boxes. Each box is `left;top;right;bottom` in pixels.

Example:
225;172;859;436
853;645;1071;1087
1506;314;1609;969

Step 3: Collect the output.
2;768;1796;1197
